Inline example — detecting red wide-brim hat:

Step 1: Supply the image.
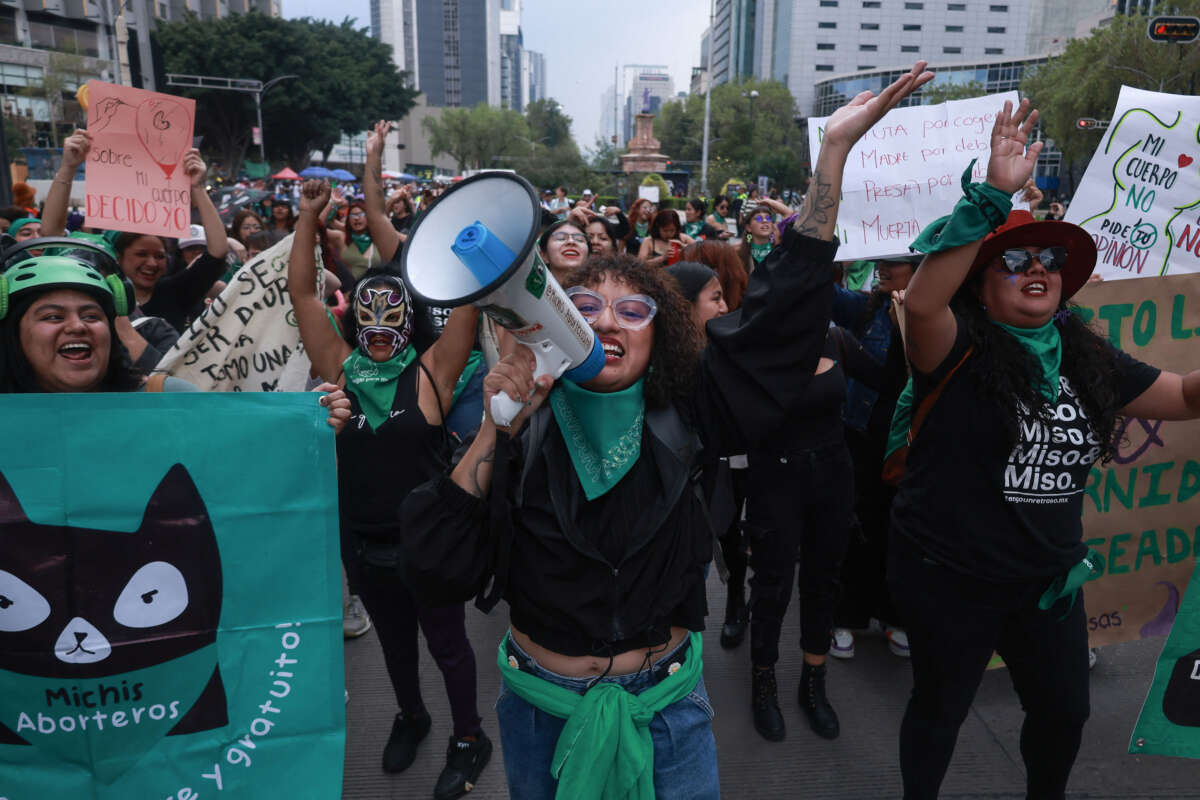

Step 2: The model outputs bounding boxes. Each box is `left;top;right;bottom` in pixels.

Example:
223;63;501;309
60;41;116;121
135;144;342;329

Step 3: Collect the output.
969;210;1097;300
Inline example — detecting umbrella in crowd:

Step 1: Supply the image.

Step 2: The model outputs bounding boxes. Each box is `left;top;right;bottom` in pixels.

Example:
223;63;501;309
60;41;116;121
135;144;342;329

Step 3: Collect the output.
300;165;334;179
212;186;270;226
330;168;357;182
272;167;301;180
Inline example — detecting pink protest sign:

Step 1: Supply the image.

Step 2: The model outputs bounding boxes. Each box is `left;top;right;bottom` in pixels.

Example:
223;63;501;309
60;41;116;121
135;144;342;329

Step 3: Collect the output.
84;80;196;238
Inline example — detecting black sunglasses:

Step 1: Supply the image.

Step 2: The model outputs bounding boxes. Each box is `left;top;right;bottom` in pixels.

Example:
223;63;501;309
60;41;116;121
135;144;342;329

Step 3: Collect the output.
1001;246;1067;274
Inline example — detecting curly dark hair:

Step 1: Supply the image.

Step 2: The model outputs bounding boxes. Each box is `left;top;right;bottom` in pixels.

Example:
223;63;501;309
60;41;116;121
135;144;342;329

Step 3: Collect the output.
564;254;702;409
951;276;1123;462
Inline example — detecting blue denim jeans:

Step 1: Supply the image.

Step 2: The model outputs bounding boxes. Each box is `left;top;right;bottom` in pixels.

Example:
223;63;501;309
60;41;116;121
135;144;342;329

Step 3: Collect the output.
495;634;721;800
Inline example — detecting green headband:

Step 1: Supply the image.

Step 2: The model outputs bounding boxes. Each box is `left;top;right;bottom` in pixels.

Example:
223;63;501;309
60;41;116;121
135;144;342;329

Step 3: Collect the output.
0;256;130;320
7;218;38;238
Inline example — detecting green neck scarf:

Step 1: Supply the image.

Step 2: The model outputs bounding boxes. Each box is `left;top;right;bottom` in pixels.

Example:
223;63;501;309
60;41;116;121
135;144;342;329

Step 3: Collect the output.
342;345;418;432
351;232;373;253
634;221;649;238
497;632;704;800
712;211;726;225
994;319;1063;403
549;378;644;501
750;241;773;264
845;260;875;291
683;221;704;238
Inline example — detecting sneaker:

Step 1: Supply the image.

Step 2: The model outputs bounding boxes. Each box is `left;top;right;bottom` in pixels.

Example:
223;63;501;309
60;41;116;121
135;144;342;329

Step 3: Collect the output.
382;710;431;773
829;628;855;659
434;730;493;800
886;627;911;658
1088;648;1099;671
343;594;371;639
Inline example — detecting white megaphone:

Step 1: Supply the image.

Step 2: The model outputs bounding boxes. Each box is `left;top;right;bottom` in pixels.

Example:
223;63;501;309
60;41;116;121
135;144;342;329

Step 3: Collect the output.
400;172;604;426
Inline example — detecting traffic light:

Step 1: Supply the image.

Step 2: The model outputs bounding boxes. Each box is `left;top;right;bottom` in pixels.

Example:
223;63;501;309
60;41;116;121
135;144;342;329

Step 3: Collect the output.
1077;118;1099;130
1148;16;1200;43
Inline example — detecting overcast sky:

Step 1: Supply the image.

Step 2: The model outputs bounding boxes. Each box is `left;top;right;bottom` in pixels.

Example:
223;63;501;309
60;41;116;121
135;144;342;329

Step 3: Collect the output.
282;0;710;153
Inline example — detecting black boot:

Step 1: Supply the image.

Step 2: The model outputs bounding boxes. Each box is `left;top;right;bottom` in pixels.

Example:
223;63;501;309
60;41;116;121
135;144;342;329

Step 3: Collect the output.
799;662;840;740
382;709;431;773
751;665;786;741
721;585;748;649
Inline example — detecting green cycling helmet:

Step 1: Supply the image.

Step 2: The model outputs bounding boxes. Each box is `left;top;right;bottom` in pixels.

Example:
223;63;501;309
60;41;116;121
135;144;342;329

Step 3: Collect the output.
0;256;133;320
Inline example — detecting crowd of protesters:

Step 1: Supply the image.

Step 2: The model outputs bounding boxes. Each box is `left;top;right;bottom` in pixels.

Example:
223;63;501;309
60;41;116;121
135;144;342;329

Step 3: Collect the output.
8;56;1200;800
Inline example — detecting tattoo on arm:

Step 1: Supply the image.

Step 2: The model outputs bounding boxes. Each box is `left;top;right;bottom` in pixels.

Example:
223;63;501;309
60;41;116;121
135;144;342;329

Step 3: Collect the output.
792;170;837;238
468;447;496;498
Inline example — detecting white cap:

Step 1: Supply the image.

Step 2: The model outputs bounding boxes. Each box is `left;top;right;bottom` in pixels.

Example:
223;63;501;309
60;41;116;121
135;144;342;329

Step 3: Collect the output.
582;188;594;196
179;224;205;249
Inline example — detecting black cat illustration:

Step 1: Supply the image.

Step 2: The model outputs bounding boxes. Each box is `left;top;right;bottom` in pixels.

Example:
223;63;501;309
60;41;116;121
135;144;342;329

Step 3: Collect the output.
0;463;226;745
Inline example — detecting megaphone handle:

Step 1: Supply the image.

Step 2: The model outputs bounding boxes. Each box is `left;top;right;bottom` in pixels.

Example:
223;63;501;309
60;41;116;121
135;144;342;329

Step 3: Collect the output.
489;392;526;428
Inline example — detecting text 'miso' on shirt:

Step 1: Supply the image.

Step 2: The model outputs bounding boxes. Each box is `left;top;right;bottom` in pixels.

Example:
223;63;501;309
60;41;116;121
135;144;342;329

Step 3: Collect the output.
891;315;1160;582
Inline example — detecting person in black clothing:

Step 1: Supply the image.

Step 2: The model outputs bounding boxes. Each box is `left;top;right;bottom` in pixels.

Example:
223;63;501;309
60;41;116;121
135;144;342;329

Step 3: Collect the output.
397;63;934;799
830;254;922;659
288;178;490;800
745;315;883;743
894;98;1200;800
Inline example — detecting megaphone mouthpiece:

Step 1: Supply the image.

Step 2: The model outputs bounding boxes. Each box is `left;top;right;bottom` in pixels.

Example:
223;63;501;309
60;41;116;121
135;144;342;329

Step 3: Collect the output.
451;221;517;288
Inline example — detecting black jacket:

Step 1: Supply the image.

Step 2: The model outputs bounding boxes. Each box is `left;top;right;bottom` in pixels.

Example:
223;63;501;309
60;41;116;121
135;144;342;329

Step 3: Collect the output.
400;228;838;656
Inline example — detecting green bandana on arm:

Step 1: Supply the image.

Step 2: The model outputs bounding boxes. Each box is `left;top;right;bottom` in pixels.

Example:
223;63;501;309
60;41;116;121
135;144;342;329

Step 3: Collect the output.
910;160;1013;254
885;378;915;461
497;631;704;800
683;221;704;238
994;319;1062;403
342;345;418;432
549;378;644;501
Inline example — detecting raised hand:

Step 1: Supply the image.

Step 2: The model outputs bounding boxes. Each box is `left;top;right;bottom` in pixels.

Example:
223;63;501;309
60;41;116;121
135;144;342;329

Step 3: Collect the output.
822;61;934;151
61;129;92;171
366;119;390;160
316;383;352;433
299;179;332;216
182;148;207;189
985;99;1043;194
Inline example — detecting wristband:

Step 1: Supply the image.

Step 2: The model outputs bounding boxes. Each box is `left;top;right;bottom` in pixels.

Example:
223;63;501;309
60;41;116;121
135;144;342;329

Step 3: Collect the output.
909;159;1014;254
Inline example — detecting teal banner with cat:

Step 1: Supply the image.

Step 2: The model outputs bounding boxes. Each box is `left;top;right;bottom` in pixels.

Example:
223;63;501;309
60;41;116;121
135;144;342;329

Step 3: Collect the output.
1130;556;1200;759
0;393;344;798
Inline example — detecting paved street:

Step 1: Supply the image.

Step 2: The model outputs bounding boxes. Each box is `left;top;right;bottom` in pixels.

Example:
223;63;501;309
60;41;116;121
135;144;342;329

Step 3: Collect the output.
342;570;1200;799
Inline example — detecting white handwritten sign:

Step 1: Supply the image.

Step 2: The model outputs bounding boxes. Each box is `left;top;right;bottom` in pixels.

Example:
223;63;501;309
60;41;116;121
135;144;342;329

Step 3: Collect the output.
809;91;1019;261
154;234;314;391
1065;86;1200;281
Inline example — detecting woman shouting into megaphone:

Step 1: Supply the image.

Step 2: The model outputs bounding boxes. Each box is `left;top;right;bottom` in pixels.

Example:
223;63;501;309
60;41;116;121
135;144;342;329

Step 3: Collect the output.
401;63;935;799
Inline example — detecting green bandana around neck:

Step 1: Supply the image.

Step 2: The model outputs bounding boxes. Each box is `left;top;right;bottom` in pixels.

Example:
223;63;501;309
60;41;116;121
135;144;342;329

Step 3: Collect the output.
497;631;704;800
845;259;875;291
713;211;726;225
751;241;773;263
634;221;649;238
994;318;1063;403
342;345;418;432
350;232;373;253
683;221;704;238
549;378;645;501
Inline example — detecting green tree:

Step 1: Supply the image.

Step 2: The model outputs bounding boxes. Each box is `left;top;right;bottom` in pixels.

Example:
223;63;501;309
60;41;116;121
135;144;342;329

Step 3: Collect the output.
424;104;530;172
920;80;988;105
654;79;808;191
154;13;418;171
525;98;573;151
1021;5;1200;192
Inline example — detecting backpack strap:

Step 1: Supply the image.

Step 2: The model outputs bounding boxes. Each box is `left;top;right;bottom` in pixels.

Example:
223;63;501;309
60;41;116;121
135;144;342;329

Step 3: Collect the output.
907;346;973;445
144;373;167;393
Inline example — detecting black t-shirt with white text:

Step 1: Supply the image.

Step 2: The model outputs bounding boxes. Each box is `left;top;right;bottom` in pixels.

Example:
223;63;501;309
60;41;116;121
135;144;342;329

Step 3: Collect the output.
891;315;1160;581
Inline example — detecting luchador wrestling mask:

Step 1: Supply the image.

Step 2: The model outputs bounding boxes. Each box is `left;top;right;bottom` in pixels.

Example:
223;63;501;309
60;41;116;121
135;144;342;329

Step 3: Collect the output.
353;275;413;358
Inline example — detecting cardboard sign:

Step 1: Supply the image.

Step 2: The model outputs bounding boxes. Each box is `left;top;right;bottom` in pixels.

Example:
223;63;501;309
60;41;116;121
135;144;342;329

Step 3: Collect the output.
1065;86;1200;281
808;91;1020;261
154;234;314;392
0;393;344;797
84;80;196;239
1071;274;1200;647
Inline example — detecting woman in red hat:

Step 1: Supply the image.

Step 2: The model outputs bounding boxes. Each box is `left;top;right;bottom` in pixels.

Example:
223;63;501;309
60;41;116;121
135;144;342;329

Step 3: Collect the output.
894;99;1200;799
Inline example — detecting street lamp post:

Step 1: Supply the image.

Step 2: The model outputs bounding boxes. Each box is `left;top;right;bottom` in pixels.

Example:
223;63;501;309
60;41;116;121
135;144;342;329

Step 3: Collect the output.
165;73;299;165
700;0;715;197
